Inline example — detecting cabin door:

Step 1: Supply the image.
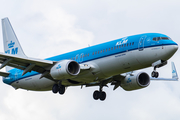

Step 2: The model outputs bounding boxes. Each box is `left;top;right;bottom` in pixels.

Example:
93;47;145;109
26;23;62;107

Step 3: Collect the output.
138;36;146;51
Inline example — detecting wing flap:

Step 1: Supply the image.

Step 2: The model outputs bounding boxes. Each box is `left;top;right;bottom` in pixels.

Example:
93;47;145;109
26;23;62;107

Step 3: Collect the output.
0;71;9;77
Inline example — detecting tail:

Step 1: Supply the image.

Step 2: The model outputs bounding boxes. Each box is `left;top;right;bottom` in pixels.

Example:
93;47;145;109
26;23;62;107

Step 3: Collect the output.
2;17;27;71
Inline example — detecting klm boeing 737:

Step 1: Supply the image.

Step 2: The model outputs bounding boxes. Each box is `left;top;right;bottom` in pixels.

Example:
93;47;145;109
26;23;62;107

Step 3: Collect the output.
0;18;178;101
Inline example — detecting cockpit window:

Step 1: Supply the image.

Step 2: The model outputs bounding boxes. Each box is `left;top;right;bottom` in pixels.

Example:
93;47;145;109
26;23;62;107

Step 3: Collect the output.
161;37;171;40
153;37;171;41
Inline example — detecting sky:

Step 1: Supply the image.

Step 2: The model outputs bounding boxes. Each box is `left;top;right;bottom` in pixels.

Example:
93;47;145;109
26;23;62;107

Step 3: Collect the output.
0;0;180;120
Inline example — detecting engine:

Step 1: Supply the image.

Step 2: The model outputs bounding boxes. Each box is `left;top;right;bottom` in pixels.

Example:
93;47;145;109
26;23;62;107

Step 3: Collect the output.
50;60;80;80
120;72;150;91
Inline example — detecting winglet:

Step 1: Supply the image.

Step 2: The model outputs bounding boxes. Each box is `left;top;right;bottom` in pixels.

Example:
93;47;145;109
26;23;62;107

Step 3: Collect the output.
172;62;178;80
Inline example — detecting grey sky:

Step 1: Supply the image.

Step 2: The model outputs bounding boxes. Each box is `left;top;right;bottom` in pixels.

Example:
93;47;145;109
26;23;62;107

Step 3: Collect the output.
0;0;180;120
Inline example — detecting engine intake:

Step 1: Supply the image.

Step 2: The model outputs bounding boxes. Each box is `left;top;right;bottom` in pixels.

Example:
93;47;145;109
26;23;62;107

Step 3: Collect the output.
67;61;80;75
137;72;150;87
50;60;80;80
121;72;150;91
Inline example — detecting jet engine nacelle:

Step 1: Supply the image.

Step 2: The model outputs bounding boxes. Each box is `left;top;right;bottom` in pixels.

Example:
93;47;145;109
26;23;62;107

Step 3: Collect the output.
121;72;150;91
50;60;80;80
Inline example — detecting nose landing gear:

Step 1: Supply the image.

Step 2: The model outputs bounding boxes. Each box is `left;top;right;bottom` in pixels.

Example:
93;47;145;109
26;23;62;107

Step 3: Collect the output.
151;66;159;78
151;71;159;78
151;60;167;78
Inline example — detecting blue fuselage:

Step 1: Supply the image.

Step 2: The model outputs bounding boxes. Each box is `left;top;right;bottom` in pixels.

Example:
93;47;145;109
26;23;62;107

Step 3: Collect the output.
3;33;178;90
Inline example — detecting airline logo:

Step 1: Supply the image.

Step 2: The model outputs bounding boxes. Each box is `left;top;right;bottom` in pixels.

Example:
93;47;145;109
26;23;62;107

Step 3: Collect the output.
56;64;61;69
8;41;15;48
5;41;18;55
116;37;128;46
127;78;132;83
172;70;176;73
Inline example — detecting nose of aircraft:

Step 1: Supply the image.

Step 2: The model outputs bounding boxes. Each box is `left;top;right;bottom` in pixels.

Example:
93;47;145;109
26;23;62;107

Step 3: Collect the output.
163;41;178;60
171;40;179;53
174;44;179;51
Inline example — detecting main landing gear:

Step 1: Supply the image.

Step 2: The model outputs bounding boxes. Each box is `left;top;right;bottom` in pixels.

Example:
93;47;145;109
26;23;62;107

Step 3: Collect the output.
93;86;106;101
52;83;65;95
151;67;159;78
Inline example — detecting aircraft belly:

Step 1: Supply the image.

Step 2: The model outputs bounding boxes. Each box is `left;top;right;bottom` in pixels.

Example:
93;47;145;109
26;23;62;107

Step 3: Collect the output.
11;75;55;91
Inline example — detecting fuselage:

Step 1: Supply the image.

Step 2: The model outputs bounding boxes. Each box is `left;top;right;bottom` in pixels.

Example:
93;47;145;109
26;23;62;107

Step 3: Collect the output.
3;33;178;91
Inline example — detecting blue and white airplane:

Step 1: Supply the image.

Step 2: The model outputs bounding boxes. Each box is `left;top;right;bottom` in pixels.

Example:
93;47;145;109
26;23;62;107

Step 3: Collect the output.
0;18;178;101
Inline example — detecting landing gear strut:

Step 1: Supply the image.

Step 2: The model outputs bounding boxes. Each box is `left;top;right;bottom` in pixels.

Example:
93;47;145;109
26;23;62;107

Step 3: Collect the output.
151;60;167;78
151;67;159;78
93;86;106;101
52;83;65;95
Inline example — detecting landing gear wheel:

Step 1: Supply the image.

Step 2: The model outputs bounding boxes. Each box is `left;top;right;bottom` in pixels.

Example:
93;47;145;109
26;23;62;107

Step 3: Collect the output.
52;84;59;93
155;72;159;78
151;71;159;78
99;91;106;101
151;71;156;77
93;90;106;101
93;90;100;100
59;85;65;95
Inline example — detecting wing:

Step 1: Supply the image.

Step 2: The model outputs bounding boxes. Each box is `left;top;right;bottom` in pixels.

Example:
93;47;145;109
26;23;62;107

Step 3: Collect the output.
0;52;56;79
85;62;178;91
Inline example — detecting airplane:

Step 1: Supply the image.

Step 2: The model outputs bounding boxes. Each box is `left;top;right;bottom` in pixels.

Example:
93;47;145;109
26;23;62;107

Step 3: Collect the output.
0;17;178;101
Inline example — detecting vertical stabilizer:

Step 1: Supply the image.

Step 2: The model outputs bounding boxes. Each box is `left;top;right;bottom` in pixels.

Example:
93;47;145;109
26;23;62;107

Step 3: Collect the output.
2;17;27;71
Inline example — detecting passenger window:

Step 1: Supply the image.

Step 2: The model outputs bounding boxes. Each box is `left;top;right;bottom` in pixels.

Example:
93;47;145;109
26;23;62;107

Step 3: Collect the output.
127;43;128;46
124;44;126;47
95;51;97;54
114;47;116;50
119;45;121;48
100;50;102;53
98;51;99;54
132;42;134;45
129;43;131;46
109;48;110;51
92;52;94;55
111;47;113;50
88;53;89;56
103;49;105;52
73;57;75;60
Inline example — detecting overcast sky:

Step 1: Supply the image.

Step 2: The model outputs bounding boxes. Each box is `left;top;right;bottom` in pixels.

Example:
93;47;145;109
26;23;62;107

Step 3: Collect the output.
0;0;180;120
